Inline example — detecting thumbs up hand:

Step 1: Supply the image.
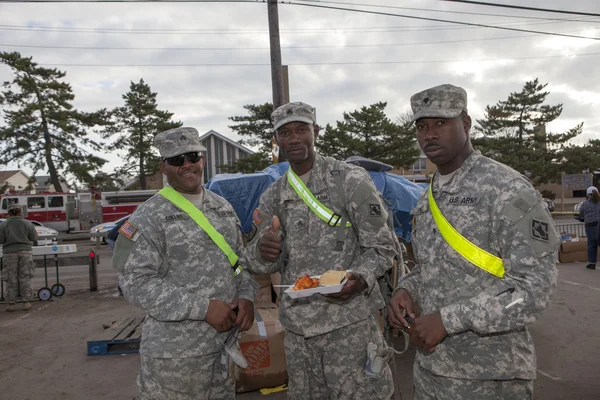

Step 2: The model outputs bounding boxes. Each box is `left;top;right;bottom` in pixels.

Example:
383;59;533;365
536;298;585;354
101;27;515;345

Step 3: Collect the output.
269;215;280;234
259;215;282;262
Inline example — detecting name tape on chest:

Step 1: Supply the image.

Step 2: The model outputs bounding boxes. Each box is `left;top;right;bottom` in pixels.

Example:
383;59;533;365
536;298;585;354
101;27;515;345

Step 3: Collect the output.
448;196;480;205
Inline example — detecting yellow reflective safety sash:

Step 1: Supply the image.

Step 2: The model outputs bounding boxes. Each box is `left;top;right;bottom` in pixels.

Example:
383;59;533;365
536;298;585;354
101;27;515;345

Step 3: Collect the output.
159;187;242;277
427;183;504;278
287;168;352;227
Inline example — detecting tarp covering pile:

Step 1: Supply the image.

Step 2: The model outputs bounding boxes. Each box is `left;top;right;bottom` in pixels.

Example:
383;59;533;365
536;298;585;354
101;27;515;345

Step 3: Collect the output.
206;159;425;242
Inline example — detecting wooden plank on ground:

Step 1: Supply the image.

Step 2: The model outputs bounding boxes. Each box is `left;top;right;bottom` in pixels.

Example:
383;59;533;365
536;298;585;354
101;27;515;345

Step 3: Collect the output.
87;315;145;356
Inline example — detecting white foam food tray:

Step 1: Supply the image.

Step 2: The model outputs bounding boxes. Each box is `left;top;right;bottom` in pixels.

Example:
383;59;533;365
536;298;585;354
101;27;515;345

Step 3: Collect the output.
284;274;349;299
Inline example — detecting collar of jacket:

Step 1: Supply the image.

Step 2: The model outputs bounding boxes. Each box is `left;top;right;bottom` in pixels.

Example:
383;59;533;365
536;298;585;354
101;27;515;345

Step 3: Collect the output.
280;153;329;201
433;150;483;196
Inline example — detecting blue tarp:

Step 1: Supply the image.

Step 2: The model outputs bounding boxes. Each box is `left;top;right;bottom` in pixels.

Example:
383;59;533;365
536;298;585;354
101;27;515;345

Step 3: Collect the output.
206;162;425;242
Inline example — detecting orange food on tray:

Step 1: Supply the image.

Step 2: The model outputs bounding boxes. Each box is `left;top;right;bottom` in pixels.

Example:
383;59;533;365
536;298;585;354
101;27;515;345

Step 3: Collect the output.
292;274;320;291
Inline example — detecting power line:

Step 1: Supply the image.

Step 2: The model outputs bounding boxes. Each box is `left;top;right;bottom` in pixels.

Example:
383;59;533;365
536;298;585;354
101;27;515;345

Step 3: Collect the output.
0;28;594;51
437;0;600;18
284;1;600;41
32;51;600;67
295;0;600;23
0;14;591;35
0;0;254;2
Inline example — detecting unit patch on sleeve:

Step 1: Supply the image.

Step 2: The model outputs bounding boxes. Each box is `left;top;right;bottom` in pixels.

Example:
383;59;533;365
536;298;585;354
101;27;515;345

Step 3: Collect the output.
119;221;138;239
531;219;549;242
369;204;382;216
253;208;265;225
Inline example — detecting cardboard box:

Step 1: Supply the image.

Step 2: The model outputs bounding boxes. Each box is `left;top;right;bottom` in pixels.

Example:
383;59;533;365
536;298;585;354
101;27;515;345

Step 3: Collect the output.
559;239;587;253
253;274;275;307
270;272;282;303
236;305;287;393
558;238;599;263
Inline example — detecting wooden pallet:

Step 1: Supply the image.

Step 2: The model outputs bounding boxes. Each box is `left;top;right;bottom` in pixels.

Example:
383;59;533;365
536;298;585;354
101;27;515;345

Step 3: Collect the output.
87;316;144;356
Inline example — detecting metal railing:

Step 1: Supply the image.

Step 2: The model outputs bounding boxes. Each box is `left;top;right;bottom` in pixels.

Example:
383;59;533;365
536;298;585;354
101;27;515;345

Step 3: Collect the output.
555;222;586;238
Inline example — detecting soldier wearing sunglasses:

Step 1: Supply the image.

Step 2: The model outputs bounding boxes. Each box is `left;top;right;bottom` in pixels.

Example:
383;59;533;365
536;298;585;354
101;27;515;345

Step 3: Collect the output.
113;127;258;400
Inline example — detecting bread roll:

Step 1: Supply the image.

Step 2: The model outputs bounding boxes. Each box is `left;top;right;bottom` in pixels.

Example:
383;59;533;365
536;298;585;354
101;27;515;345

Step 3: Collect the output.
319;270;347;286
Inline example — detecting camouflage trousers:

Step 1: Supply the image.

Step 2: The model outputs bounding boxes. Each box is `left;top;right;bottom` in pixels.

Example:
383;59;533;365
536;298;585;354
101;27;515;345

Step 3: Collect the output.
413;364;533;400
138;352;234;400
1;251;34;304
284;315;395;400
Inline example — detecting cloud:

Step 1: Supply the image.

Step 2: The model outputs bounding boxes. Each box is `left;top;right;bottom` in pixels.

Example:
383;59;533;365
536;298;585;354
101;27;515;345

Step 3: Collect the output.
1;0;599;179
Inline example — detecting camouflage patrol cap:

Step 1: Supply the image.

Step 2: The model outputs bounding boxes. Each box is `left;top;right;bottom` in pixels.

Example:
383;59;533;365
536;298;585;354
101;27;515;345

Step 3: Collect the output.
271;102;316;131
154;127;207;158
410;84;468;122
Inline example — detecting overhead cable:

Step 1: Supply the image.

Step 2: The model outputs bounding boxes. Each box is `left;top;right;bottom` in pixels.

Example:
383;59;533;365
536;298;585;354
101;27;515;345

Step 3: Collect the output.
437;0;600;18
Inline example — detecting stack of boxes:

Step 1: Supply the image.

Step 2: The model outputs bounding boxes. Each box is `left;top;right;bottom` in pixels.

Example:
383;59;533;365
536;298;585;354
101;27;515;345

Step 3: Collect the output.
235;273;288;393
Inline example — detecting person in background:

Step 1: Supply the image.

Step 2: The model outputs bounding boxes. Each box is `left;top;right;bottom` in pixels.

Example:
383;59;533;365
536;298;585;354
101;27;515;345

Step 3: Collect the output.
0;204;38;312
579;186;600;270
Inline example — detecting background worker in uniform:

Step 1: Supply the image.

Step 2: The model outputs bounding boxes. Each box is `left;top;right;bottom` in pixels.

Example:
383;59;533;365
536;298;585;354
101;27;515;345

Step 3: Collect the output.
113;127;258;400
388;84;559;400
578;186;600;270
0;204;37;312
247;102;397;399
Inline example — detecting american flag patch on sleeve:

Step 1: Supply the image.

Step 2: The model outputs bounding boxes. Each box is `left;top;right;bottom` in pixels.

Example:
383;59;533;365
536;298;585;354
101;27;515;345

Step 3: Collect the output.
252;208;265;225
119;221;138;239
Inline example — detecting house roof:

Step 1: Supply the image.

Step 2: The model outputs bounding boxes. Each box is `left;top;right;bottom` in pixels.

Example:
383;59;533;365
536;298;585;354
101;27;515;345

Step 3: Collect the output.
199;130;254;155
34;176;52;187
0;170;27;182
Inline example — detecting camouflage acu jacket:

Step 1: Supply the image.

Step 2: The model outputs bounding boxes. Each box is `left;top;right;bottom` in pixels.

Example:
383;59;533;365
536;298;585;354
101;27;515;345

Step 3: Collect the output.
247;154;398;337
399;151;559;380
113;189;258;358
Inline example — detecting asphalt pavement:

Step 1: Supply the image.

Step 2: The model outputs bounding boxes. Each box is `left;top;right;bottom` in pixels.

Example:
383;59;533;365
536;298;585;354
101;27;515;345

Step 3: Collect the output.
3;242;599;400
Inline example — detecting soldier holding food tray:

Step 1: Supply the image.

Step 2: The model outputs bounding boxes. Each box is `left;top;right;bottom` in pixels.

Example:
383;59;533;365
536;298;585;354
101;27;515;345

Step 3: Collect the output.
246;102;398;399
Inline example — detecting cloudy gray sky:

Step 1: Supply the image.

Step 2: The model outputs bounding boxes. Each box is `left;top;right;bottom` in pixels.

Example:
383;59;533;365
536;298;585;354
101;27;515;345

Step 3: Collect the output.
1;0;599;179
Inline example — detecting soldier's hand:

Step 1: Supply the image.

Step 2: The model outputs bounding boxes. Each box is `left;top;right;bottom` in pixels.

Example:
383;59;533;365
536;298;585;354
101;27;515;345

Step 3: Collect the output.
411;312;447;352
232;298;255;332
205;299;237;332
258;216;281;262
388;288;418;331
325;272;367;301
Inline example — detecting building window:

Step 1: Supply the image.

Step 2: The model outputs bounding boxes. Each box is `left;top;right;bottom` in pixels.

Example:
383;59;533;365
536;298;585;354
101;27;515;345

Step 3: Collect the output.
411;158;428;171
226;144;236;165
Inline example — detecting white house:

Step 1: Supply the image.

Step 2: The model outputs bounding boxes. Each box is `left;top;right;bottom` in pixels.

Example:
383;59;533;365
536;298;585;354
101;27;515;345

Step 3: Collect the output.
199;130;254;182
33;175;71;193
0;170;35;194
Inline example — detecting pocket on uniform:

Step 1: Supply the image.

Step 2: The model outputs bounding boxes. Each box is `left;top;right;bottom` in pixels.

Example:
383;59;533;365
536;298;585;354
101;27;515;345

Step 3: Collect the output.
351;365;395;399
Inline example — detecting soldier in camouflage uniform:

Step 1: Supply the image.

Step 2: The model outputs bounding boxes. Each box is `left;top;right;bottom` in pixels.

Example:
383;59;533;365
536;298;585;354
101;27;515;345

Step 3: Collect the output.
388;84;559;399
0;204;37;312
113;127;258;400
247;102;397;399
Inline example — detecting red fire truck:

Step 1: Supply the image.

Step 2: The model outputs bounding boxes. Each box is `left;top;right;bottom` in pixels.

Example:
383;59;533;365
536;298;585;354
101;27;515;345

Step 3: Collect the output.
77;189;157;231
0;190;157;232
0;192;78;232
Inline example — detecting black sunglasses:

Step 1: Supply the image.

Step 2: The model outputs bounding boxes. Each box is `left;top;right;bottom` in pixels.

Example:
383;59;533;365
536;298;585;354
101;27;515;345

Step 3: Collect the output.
163;152;203;167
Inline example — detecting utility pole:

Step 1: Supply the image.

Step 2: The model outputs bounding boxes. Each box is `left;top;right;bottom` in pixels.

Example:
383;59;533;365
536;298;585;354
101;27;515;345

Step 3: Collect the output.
268;0;287;162
268;0;285;109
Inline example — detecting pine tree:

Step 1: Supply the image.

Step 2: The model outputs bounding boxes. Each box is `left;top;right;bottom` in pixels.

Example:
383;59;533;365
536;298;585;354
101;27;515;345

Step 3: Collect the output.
473;79;582;185
102;79;182;190
0;52;108;192
316;102;420;168
226;103;274;173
